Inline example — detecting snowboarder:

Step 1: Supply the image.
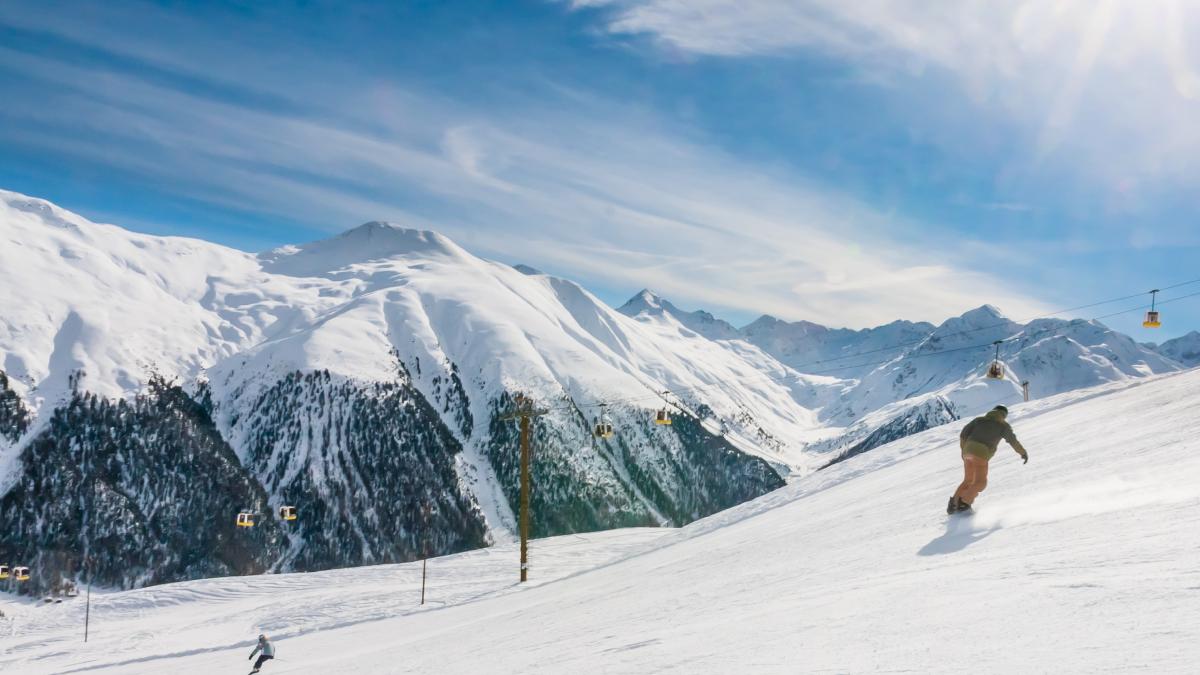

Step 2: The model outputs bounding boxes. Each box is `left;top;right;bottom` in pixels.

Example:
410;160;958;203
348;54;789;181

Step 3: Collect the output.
948;405;1028;514
248;634;275;673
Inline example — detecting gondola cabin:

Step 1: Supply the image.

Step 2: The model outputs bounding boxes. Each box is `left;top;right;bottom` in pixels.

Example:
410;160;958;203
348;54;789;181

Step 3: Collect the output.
1143;289;1161;328
279;505;297;521
14;566;30;582
654;409;672;425
593;421;614;439
986;340;1005;380
0;564;9;580
236;512;255;528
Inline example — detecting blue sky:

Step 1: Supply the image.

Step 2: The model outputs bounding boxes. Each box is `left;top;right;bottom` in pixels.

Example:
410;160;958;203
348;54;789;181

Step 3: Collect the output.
1;1;1198;338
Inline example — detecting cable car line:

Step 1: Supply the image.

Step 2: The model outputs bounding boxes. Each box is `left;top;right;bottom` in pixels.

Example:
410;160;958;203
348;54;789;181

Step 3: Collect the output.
773;276;1200;371
543;286;1200;417
803;289;1200;378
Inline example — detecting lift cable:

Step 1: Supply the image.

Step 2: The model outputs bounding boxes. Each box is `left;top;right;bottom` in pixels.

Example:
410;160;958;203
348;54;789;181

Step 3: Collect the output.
544;286;1200;415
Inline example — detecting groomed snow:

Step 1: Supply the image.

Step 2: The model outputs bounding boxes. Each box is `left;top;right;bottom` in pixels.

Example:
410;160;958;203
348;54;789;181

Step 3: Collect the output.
4;368;1198;673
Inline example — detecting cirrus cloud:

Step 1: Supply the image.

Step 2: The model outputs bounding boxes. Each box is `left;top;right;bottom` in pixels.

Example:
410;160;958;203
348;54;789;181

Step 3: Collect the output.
0;0;1053;329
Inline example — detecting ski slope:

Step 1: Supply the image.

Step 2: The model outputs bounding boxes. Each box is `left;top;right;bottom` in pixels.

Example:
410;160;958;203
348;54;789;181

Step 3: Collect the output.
0;529;673;673
4;369;1199;674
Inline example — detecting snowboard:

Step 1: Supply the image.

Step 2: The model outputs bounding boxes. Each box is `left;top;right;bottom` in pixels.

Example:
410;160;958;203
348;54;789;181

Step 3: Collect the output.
945;497;973;516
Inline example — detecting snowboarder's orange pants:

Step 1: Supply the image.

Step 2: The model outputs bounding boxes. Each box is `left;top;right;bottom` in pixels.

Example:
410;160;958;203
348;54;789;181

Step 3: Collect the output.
954;454;989;505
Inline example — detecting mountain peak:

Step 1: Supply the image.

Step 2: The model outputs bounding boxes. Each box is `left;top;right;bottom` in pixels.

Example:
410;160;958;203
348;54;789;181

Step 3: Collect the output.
260;223;466;275
616;290;740;340
960;304;1005;322
945;304;1014;329
744;314;780;329
930;304;1017;340
512;263;544;276
741;314;827;336
337;222;459;252
634;288;663;303
618;289;670;316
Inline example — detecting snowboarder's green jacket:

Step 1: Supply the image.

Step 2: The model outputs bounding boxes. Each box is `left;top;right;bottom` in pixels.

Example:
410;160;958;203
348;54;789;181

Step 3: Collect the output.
959;410;1027;460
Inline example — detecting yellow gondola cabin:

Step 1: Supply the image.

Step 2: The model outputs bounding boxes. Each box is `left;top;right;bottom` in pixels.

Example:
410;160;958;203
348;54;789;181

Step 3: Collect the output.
1143;289;1161;328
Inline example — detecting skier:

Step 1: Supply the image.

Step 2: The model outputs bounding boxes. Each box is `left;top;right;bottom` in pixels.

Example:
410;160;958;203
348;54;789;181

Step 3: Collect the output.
948;405;1028;514
248;634;275;673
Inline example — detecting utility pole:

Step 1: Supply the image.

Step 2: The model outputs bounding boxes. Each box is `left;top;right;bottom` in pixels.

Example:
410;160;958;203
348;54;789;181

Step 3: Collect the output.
499;393;548;583
83;440;94;643
420;502;430;605
84;560;91;643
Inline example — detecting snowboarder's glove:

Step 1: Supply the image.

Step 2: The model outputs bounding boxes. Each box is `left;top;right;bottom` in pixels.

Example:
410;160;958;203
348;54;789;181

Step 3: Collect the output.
1020;452;1028;464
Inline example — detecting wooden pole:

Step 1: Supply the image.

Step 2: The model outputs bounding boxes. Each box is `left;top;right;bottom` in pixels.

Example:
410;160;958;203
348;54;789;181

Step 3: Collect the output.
420;502;430;605
519;412;531;583
500;393;547;584
84;435;95;644
84;565;91;643
84;576;90;643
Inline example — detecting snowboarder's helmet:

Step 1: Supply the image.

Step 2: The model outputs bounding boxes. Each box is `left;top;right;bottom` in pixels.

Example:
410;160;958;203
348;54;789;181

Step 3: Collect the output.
259;634;266;640
992;405;1008;416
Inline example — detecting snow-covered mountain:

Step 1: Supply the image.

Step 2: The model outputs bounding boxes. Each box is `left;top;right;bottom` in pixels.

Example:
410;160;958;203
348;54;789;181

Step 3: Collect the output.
1155;330;1200;366
618;293;1185;463
0;190;813;594
0;188;1188;596
741;313;936;380
617;289;742;340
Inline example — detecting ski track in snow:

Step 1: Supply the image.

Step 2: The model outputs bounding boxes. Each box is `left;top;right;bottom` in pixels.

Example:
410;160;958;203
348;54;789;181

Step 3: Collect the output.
4;368;1200;673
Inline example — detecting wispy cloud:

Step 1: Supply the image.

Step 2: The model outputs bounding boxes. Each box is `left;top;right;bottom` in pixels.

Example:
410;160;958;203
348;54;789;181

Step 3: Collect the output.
0;2;1050;328
573;1;1200;188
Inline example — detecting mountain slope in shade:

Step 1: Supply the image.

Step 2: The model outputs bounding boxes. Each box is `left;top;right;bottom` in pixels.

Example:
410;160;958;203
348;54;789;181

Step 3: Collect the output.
0;379;284;593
